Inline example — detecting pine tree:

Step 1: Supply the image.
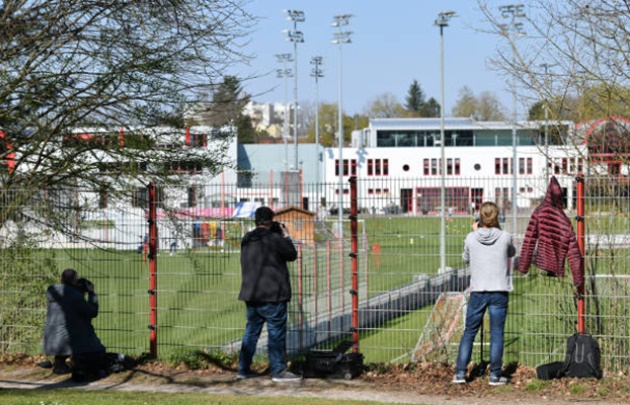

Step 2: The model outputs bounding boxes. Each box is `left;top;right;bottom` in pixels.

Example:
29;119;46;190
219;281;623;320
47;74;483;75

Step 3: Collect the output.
405;80;426;117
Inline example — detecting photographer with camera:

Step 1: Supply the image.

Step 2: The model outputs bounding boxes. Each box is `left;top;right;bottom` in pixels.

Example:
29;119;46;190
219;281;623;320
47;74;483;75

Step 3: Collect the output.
43;268;107;378
237;206;301;382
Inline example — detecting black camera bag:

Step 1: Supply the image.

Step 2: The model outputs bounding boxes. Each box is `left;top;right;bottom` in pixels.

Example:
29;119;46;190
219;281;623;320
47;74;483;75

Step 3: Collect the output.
304;341;363;380
536;361;565;380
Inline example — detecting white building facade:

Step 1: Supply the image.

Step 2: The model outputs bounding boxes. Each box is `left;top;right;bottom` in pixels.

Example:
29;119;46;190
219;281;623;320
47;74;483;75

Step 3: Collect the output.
323;118;586;214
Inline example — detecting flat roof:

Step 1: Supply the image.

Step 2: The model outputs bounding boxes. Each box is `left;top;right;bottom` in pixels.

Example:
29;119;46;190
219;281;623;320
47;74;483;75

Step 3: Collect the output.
370;118;570;131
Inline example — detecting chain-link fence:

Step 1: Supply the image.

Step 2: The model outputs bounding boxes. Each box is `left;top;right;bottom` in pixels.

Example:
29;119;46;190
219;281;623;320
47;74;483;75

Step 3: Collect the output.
0;174;628;372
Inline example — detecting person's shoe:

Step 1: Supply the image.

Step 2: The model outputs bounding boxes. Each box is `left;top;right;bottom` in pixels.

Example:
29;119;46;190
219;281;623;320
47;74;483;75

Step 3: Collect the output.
38;360;53;369
53;365;71;375
451;373;466;384
272;370;302;382
236;370;259;380
488;375;509;386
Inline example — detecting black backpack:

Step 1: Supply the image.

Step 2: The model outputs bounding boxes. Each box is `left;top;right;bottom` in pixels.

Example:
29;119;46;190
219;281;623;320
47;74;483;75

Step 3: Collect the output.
561;333;603;379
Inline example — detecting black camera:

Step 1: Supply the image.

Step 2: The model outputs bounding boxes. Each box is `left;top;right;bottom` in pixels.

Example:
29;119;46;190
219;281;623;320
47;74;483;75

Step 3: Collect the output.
270;221;283;235
77;277;93;293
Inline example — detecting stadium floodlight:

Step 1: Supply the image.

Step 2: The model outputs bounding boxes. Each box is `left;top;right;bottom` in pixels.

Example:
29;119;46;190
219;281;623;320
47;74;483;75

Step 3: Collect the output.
310;56;324;199
275;53;294;173
435;10;456;273
500;3;527;239
283;9;305;172
331;14;353;239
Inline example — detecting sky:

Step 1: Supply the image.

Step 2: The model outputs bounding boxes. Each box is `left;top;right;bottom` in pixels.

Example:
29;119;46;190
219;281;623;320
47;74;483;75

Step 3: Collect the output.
233;0;512;117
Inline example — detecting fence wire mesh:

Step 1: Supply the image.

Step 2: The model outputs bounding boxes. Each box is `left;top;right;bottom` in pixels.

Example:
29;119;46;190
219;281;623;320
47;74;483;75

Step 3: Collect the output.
0;174;628;372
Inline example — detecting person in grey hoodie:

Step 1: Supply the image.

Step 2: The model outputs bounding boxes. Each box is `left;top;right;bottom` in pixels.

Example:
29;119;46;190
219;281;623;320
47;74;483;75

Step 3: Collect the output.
452;201;516;386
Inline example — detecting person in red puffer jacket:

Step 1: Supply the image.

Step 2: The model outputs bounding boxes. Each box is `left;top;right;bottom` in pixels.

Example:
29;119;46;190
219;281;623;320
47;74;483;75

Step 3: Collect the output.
518;176;583;286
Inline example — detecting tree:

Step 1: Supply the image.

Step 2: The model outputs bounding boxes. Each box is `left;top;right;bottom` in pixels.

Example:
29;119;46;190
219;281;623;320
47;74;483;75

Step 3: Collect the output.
404;80;440;117
0;1;254;230
420;97;441;118
479;0;630;356
302;102;336;147
364;93;407;118
209;76;249;126
186;76;256;143
211;76;255;143
477;91;506;121
451;86;505;120
451;86;479;118
405;80;426;116
479;1;630;123
301;102;362;147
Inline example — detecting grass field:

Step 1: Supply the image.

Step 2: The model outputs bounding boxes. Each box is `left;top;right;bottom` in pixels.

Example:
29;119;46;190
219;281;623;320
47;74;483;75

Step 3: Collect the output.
2;214;629;370
0;389;397;405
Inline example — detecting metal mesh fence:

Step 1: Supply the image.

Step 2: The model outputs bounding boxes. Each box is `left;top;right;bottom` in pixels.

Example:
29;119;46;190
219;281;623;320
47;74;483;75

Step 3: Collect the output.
0;174;628;372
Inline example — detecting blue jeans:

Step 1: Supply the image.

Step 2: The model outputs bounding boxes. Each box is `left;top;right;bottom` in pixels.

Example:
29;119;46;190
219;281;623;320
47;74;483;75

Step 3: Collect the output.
238;302;287;377
455;292;508;377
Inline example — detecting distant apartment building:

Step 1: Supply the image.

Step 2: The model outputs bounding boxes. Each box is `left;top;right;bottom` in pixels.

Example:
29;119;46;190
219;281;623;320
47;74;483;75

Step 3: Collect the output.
242;101;293;138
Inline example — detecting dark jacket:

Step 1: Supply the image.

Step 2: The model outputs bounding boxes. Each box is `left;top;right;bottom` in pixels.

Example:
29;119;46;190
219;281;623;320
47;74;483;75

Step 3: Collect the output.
43;284;106;356
518;176;583;286
238;227;298;303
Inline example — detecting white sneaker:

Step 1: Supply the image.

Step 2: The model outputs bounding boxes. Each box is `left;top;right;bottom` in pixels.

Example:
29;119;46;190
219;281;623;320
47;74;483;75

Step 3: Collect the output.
452;373;466;384
489;375;509;386
272;370;302;382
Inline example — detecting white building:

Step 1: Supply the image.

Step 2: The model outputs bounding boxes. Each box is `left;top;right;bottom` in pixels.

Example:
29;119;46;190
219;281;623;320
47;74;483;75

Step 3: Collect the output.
322;117;586;213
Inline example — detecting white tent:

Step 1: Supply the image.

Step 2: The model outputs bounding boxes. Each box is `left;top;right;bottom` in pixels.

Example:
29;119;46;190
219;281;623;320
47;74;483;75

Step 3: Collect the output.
231;201;261;218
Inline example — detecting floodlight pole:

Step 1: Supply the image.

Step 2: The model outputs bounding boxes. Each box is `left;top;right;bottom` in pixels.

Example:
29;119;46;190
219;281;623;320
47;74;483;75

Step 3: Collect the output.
435;10;456;273
332;14;352;240
500;4;526;239
311;56;324;200
275;53;293;174
540;62;556;183
284;9;305;171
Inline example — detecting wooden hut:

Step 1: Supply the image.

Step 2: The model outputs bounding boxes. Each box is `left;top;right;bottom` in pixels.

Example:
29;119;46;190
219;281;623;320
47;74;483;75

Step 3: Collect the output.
274;206;316;244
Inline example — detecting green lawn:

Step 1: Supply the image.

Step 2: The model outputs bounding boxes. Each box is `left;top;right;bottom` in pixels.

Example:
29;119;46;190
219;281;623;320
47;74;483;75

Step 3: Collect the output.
1;214;629;370
0;389;404;405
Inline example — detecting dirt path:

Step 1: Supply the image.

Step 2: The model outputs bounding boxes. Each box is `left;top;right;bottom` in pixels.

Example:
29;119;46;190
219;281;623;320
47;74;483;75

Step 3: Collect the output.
0;363;627;405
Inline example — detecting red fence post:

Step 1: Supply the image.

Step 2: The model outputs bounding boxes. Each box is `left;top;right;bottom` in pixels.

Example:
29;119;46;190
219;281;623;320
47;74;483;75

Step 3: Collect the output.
326;240;332;339
349;176;359;352
576;174;586;333
297;243;303;351
576;175;586;334
148;182;158;357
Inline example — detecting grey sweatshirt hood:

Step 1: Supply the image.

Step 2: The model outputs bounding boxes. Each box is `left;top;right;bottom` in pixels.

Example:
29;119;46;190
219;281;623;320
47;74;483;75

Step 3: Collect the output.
474;227;503;245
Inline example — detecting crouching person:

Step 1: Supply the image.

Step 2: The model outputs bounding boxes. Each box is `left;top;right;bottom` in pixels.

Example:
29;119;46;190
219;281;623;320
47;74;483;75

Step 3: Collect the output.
43;268;113;381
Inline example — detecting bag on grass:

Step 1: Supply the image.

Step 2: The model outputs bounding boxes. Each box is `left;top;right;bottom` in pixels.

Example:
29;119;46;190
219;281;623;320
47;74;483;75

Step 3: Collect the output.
536;361;564;380
562;333;602;379
304;341;364;380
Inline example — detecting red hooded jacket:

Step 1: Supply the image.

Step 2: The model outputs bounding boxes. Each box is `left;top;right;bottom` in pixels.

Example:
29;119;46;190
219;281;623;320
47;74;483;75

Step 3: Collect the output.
518;176;583;286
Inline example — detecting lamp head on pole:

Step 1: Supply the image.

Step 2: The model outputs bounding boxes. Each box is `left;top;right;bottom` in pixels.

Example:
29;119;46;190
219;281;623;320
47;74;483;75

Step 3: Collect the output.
331;14;353;28
311;56;323;65
435;10;456;28
499;4;525;19
499;4;526;36
310;56;324;79
332;31;352;45
284;30;304;43
283;9;305;22
275;53;293;63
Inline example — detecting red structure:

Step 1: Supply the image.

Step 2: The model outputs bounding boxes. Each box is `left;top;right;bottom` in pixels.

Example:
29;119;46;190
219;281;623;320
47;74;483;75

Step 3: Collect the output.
576;175;586;334
582;116;630;181
148;182;158;357
349;176;359;353
0;130;15;172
